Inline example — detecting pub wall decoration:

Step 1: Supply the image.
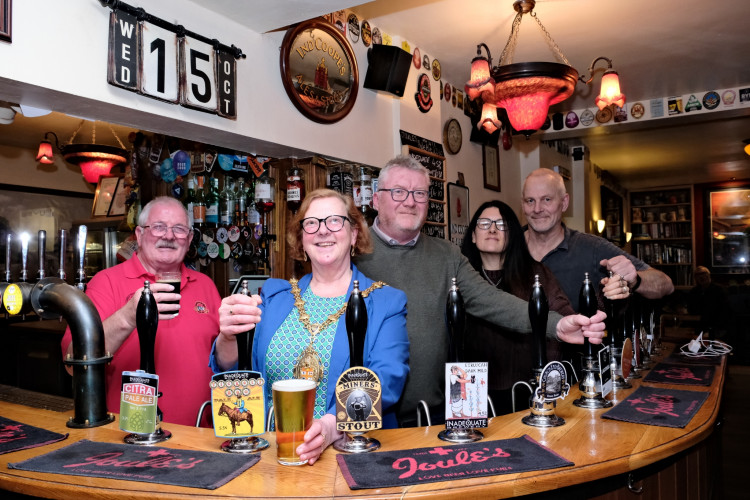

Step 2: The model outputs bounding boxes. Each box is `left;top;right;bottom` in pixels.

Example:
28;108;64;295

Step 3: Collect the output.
280;19;359;124
102;0;244;119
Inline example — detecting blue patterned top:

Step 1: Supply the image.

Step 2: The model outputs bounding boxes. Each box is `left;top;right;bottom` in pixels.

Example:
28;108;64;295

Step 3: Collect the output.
265;288;345;419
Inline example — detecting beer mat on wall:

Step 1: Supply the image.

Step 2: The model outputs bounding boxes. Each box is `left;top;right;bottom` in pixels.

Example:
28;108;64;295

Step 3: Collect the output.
0;416;68;455
8;439;259;490
601;386;708;428
336;435;573;490
642;362;715;386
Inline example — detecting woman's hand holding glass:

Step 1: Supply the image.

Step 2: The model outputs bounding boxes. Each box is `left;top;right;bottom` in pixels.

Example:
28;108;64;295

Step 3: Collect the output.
294;413;343;465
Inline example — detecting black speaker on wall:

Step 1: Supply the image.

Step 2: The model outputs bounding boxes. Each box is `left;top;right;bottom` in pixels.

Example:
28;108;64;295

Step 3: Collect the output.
363;44;412;97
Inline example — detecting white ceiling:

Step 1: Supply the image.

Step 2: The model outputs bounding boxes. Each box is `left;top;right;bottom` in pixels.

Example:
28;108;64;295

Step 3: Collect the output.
2;0;749;190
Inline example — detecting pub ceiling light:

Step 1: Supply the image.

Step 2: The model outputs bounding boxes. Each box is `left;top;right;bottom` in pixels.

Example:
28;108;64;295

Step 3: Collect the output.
579;56;625;110
36;120;129;184
743;139;750;156
465;0;578;138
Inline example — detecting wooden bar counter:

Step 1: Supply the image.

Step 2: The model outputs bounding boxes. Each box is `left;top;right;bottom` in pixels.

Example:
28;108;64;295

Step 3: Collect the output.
0;348;725;499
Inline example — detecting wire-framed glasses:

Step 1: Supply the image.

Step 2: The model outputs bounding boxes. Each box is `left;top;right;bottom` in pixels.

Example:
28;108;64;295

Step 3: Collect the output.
143;223;192;238
300;215;350;234
476;218;507;231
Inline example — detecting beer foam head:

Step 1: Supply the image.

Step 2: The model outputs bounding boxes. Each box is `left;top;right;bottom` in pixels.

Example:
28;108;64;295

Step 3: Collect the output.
272;379;316;392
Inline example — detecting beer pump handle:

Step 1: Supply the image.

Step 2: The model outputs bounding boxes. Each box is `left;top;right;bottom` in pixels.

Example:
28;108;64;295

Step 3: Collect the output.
345;280;367;367
37;230;46;281
20;233;29;283
76;226;87;291
136;280;159;374
58;229;67;281
4;233;11;282
529;274;549;370
236;280;253;371
604;271;621;346
446;277;466;363
578;272;598;357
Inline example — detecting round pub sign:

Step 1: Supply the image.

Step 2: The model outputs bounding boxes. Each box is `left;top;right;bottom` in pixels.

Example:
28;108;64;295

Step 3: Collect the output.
280;19;359;124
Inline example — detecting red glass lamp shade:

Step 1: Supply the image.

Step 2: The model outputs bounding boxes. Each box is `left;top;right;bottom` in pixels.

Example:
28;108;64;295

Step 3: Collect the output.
595;70;625;110
466;56;495;100
490;62;578;137
478;103;502;134
36;140;55;164
62;144;128;184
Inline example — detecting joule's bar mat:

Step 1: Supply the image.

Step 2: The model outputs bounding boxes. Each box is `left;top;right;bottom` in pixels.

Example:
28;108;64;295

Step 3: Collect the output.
336;435;573;490
8;439;259;490
0;416;68;455
602;386;708;428
643;362;715;386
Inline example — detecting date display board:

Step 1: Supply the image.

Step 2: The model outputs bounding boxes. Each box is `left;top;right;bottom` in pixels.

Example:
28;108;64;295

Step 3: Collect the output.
107;11;236;118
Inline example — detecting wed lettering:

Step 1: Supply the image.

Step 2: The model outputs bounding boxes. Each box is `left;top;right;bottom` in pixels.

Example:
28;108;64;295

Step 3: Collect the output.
64;452;203;470
655;367;703;382
392;448;511;479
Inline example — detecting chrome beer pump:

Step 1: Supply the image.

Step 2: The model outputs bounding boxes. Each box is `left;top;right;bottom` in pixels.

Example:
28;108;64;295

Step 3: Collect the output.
0;234;13;315
438;278;483;443
573;272;613;409
521;274;569;427
334;280;382;453
220;280;270;453
124;281;171;444
75;225;87;292
2;229;113;428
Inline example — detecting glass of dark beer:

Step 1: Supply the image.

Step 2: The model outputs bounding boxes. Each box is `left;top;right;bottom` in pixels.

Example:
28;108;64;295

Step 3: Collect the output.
156;271;181;316
272;379;316;465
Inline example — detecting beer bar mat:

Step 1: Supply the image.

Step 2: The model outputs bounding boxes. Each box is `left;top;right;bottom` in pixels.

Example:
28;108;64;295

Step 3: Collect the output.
0;416;68;455
8;439;259;490
643;362;714;386
336;435;573;490
602;386;708;428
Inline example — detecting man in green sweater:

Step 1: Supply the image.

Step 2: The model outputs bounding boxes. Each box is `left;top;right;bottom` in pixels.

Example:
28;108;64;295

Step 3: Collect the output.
355;155;607;427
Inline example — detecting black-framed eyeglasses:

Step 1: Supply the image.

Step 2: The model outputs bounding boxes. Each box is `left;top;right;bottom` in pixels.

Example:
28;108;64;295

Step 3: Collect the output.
476;218;507;231
300;215;350;234
142;223;193;239
377;188;430;203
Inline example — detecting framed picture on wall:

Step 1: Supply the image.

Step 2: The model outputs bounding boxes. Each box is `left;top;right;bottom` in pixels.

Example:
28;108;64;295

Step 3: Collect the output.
483;144;501;192
447;182;469;246
108;177;128;217
91;176;120;217
0;0;11;43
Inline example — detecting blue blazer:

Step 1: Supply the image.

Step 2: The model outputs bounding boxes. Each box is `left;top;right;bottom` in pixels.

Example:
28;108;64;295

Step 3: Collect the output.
252;265;409;428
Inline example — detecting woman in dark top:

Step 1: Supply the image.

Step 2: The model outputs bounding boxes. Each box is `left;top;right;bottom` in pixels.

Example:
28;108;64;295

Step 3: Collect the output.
461;200;574;415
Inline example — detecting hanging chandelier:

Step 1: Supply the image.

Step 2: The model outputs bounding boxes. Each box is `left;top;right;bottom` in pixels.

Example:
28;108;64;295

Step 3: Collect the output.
36;120;129;184
465;0;578;138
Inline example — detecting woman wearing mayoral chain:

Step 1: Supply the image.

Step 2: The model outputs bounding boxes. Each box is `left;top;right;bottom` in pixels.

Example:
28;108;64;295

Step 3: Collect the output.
212;189;409;464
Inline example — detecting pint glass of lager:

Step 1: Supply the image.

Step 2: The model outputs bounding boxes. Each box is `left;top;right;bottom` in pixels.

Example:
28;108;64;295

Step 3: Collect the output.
272;379;316;465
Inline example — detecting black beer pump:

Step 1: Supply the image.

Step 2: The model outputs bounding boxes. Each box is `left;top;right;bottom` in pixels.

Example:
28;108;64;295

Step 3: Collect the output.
521;274;568;428
573;272;612;409
607;272;631;389
124;281;171;444
219;279;270;454
438;278;483;443
334;280;381;453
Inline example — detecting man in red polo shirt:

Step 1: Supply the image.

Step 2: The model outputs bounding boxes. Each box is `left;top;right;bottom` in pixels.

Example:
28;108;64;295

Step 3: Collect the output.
62;196;222;427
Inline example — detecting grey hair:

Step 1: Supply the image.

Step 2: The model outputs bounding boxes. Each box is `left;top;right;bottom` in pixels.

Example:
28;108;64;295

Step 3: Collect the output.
378;154;429;187
138;196;190;227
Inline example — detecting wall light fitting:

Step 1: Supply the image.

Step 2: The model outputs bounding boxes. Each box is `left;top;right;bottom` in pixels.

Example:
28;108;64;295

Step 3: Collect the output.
579;56;625;110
